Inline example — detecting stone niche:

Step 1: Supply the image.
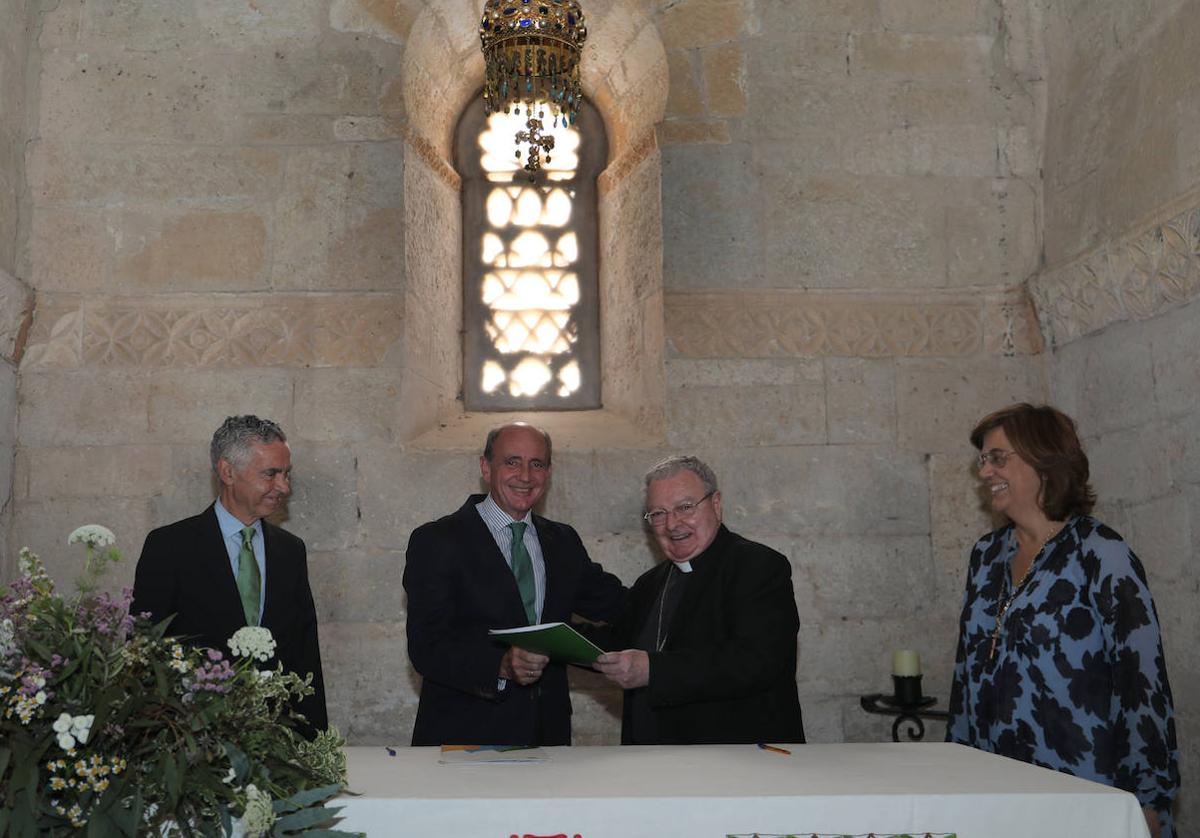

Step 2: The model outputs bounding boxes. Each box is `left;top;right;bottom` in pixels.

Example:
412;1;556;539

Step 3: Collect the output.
399;0;669;453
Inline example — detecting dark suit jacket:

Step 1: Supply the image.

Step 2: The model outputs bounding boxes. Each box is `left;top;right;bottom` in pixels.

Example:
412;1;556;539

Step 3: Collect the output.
131;504;328;733
403;494;626;746
609;525;804;745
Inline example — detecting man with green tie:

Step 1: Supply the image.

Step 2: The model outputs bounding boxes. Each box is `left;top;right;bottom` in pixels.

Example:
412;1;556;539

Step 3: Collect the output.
132;415;327;735
404;422;626;746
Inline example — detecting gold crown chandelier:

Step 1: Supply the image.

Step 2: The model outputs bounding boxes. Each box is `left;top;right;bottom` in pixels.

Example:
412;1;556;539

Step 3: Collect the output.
479;0;587;175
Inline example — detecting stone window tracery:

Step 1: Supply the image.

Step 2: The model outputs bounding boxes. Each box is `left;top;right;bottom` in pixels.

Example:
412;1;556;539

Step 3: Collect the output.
456;96;606;410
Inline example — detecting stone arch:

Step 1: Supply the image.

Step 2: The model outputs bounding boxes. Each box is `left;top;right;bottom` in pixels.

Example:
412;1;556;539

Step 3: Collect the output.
399;0;669;447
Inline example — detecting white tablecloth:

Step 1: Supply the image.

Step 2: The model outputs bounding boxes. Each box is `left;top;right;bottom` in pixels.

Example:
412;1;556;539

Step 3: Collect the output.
335;742;1149;838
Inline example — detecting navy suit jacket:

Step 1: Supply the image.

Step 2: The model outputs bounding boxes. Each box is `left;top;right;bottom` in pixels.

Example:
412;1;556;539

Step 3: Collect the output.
404;495;626;746
131;504;328;733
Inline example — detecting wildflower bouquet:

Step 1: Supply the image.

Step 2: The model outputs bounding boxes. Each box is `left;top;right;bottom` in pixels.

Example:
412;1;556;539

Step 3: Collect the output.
0;526;358;837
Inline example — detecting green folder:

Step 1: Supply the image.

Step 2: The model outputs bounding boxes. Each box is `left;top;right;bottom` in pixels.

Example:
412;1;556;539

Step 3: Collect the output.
488;622;605;665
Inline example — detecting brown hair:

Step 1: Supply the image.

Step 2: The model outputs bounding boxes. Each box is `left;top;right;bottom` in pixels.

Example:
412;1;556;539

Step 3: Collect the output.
970;403;1096;521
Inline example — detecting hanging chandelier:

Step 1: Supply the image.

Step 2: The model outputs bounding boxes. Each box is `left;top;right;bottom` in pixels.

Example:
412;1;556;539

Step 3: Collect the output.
479;0;587;175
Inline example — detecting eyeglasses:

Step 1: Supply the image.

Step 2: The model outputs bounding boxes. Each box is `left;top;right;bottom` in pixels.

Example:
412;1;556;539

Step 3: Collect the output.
643;492;715;527
977;448;1017;469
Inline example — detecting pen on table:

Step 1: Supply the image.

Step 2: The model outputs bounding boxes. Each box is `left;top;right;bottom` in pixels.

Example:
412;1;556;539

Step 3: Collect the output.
757;743;791;755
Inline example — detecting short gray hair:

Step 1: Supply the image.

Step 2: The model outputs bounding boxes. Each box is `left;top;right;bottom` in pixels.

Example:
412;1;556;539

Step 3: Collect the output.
210;415;287;473
482;422;553;466
643;455;718;500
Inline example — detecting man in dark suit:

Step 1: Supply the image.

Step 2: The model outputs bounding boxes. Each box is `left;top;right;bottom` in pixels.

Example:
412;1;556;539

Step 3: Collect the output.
593;455;804;745
131;415;327;734
403;422;625;746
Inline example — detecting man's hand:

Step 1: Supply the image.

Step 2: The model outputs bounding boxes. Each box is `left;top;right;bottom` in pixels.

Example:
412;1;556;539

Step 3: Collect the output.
499;646;549;686
593;649;650;689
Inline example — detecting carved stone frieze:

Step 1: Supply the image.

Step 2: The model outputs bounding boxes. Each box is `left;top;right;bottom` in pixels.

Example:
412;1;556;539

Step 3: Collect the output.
21;295;404;370
1030;202;1200;347
665;288;1040;359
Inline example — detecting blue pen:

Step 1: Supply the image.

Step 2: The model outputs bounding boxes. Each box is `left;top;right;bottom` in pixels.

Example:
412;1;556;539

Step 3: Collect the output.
757;743;791;755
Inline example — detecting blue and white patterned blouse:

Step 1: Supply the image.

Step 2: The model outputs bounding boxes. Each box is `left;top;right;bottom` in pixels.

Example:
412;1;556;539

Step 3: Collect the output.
946;516;1179;830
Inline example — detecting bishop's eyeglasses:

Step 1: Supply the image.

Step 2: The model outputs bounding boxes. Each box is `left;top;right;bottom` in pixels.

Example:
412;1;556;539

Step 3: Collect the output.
643;492;715;528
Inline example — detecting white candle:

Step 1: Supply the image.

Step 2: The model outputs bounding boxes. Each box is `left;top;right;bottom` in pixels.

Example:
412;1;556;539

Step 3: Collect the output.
892;649;921;677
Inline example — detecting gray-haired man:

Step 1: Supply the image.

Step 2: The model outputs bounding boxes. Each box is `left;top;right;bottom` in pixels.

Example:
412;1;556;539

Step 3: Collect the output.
593;455;804;745
132;415;327;734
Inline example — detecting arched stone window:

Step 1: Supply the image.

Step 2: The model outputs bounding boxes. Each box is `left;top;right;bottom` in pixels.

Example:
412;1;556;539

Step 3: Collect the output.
456;97;607;410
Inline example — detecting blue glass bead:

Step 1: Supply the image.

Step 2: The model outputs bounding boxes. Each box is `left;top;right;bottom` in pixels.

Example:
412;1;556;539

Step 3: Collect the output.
567;13;575;24
519;18;531;27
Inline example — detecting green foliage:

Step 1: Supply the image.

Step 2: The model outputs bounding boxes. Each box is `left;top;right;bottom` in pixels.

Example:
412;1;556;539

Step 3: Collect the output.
0;537;359;838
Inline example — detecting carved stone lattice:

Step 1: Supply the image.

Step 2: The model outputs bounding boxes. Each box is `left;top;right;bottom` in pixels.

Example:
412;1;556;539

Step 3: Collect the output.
21;297;403;370
1031;200;1200;347
664;291;1037;359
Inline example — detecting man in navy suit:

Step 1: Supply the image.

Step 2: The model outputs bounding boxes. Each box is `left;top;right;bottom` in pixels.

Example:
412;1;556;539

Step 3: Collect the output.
404;422;626;746
131;415;327;734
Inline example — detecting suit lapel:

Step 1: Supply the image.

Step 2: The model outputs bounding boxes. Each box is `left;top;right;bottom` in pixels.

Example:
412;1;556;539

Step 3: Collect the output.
459;498;530;624
534;515;560;621
260;522;276;628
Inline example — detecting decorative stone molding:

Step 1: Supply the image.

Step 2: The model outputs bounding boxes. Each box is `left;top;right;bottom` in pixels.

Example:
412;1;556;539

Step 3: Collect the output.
1030;203;1200;347
21;294;404;370
0;268;34;364
665;288;1041;359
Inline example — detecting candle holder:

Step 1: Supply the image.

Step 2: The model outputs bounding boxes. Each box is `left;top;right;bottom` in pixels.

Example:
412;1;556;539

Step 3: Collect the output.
892;674;923;706
860;675;947;742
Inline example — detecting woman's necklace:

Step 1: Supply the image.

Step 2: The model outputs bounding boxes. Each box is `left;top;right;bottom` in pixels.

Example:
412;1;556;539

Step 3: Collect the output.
988;523;1064;661
655;566;675;652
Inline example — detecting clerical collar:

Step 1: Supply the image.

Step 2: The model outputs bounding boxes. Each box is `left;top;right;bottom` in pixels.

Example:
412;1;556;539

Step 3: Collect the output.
673;560;693;573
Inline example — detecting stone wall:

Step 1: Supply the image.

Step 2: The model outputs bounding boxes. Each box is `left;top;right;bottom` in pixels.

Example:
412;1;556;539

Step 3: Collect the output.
3;0;1050;747
11;0;1196;776
0;0;32;574
1036;1;1200;829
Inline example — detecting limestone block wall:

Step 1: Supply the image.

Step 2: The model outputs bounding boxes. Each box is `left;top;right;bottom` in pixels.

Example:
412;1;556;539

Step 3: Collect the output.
1035;0;1200;829
3;0;1055;751
0;0;31;562
646;0;1050;741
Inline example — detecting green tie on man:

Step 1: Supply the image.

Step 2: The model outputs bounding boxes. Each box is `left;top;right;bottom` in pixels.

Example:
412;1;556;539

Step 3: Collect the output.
237;526;261;627
508;521;537;624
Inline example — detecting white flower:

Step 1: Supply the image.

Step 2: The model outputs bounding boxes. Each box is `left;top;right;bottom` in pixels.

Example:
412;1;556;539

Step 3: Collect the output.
68;524;116;549
222;766;237;785
52;713;73;734
228;627;276;662
257;670;273;681
71;715;94;744
238;784;276;837
57;732;76;751
34;691;47;705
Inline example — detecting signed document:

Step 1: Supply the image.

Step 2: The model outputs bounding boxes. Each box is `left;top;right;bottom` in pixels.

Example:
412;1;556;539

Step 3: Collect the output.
488;622;605;665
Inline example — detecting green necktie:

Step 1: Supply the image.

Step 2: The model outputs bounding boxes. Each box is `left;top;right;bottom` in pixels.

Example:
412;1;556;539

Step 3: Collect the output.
509;521;537;624
236;526;261;627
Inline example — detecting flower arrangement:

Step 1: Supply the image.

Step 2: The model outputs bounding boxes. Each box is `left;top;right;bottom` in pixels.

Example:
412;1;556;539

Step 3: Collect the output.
0;526;359;837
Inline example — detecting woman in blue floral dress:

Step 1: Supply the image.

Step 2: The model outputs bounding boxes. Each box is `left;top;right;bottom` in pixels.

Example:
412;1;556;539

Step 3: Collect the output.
946;404;1179;837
